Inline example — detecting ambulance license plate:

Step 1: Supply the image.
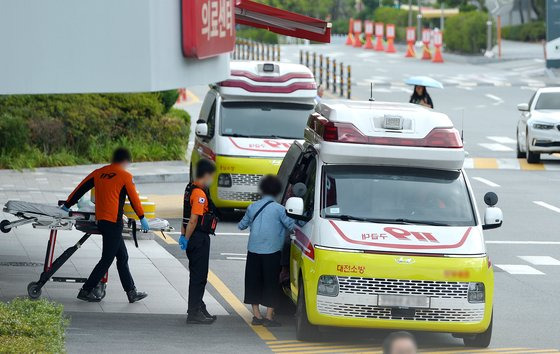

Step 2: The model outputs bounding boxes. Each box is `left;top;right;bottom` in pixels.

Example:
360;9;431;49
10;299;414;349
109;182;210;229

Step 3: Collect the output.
378;295;429;308
383;116;403;130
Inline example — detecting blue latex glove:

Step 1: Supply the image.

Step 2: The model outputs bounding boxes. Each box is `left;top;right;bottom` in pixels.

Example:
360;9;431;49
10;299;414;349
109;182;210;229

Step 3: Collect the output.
139;217;150;232
60;205;70;212
179;235;188;251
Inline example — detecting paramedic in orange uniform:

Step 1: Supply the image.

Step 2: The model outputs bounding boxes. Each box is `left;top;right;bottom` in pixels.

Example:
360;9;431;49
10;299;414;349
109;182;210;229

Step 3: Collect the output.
62;148;149;303
179;159;217;324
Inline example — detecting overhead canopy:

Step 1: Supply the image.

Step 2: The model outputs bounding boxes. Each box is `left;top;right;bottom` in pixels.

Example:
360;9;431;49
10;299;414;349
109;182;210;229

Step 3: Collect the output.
235;0;331;43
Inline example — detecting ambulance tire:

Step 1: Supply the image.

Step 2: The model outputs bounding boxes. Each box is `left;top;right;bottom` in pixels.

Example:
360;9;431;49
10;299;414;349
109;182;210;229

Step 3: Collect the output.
0;220;11;233
463;314;492;348
296;278;320;341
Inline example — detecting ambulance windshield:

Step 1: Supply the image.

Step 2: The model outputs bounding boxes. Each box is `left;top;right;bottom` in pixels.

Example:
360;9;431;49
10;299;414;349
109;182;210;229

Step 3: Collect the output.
322;166;475;227
220;102;314;139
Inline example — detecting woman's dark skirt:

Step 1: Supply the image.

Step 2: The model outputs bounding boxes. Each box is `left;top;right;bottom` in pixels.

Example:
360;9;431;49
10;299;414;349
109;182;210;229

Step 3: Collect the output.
244;251;282;308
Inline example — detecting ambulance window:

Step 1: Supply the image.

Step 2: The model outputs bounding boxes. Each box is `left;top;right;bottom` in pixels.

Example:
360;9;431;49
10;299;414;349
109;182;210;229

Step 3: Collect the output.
277;144;303;203
283;153;317;218
207;102;216;138
322;166;476;227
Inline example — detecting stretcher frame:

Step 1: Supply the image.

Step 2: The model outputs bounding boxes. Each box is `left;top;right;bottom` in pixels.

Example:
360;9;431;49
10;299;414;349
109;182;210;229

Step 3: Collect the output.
1;201;173;299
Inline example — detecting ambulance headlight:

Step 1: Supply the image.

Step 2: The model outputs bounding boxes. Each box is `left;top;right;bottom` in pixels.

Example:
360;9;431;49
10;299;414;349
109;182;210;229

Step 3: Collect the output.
218;174;232;188
468;282;485;303
317;275;339;297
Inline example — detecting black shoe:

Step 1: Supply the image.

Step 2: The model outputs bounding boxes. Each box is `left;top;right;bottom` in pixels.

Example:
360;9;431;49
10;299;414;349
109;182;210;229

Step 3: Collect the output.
77;288;101;302
251;316;264;325
263;318;281;327
127;288;148;303
187;309;216;324
201;305;217;321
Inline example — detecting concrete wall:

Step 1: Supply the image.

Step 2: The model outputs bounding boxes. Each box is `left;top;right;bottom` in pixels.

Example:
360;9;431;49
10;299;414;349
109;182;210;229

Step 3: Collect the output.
0;0;230;94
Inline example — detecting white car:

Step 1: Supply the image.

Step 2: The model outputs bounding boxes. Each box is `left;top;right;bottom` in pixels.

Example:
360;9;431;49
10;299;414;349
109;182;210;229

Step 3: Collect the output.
516;87;560;163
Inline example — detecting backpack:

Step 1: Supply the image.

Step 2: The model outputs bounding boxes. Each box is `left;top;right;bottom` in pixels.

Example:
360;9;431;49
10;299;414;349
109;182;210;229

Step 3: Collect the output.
183;183;219;234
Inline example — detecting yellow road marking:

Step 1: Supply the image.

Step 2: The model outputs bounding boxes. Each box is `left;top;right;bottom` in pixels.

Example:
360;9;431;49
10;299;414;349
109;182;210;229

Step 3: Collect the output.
268;341;304;345
270;343;374;351
207;270;276;341
156;231;177;245
274;347;381;354
499;351;560;354
518;159;545;170
473;158;498;169
423;348;529;354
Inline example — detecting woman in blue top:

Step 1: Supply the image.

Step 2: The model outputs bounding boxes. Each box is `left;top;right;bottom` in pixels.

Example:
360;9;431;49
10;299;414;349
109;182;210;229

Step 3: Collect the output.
238;175;295;327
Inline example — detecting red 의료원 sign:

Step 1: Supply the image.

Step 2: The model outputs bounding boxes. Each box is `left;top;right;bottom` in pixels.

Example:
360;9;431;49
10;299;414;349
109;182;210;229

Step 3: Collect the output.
182;0;236;59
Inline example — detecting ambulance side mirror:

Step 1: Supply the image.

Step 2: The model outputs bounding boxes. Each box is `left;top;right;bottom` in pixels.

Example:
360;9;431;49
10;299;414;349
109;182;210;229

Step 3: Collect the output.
482;192;502;230
195;122;208;137
285;197;306;220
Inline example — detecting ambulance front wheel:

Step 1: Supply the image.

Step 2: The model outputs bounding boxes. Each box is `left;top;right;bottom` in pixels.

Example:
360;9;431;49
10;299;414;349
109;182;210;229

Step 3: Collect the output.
27;282;42;299
0;220;11;233
295;278;320;341
463;314;492;348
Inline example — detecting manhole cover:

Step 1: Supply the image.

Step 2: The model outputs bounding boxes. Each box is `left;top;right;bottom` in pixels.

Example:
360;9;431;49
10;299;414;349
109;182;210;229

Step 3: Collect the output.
0;262;43;267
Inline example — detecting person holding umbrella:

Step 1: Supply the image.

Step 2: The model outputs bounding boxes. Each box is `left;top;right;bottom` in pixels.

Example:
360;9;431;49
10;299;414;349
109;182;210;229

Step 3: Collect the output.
405;76;444;109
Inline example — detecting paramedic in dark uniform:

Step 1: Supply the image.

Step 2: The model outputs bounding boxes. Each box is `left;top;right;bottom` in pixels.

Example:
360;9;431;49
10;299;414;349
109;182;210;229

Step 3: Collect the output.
62;148;149;303
179;159;217;324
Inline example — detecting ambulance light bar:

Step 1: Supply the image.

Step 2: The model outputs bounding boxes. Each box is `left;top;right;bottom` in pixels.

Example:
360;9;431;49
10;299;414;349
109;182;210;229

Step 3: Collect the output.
219;80;316;93
315;119;463;148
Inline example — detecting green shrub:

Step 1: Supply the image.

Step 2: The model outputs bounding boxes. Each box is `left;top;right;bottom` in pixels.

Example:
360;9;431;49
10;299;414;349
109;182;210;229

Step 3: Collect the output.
502;21;545;42
0;298;68;353
445;11;493;54
331;18;350;34
0;92;190;169
373;7;411;27
236;27;279;44
158;90;180;113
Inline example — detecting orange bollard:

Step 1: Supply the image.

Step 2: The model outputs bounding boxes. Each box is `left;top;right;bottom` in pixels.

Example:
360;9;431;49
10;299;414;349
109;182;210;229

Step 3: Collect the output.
374;22;385;51
385;24;396;53
432;29;444;63
364;21;374;49
345;18;354;45
421;28;432;60
405;27;416;58
353;20;363;47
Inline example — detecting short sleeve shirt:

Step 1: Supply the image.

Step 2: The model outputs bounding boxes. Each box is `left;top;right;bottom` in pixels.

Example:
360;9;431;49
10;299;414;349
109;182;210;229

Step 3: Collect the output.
190;186;209;216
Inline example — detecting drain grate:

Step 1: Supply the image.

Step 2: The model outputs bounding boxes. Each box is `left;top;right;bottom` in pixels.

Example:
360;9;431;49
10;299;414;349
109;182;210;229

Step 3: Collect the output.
0;261;43;267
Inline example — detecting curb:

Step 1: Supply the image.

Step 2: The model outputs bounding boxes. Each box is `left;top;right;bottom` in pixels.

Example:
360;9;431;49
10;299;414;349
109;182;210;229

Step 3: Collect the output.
134;172;189;184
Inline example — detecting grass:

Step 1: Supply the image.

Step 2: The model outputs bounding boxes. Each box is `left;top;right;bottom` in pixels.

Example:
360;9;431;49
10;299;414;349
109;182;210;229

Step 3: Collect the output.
0;298;69;353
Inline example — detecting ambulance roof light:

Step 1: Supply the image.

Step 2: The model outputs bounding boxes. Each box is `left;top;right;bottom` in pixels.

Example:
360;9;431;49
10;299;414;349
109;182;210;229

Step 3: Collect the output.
313;119;463;148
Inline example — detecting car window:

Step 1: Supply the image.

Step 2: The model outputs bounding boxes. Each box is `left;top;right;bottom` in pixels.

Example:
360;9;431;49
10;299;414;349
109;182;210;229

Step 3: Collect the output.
528;92;536;109
207;102;216;138
322;166;476;227
535;92;560;110
276;143;303;203
283;152;317;218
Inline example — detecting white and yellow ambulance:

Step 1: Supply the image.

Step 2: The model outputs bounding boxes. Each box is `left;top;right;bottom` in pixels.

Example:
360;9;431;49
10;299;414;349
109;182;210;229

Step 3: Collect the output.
278;101;503;347
191;61;317;210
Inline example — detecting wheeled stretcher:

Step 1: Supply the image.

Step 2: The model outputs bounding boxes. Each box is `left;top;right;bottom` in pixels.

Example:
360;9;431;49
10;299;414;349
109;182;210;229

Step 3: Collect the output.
1;200;173;299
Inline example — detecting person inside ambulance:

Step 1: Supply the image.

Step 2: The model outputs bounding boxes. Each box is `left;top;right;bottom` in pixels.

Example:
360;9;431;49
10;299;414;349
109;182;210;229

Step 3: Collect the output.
62;147;149;303
179;159;219;324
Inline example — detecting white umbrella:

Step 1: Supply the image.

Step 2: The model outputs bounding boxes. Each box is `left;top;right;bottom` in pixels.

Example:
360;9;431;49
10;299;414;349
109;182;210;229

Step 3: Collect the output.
405;76;444;89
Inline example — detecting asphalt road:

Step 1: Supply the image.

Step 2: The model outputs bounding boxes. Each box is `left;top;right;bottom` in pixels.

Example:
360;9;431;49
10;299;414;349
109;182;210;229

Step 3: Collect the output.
70;42;560;353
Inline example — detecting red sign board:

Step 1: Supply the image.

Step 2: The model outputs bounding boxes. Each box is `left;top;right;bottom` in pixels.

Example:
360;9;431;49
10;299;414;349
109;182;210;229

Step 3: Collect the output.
386;24;395;39
364;21;374;35
182;0;236;59
422;28;431;44
406;27;415;42
353;20;362;34
375;23;384;37
433;29;443;47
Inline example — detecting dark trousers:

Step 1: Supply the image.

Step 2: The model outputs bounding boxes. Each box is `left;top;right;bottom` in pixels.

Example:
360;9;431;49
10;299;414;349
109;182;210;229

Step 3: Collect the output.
83;220;135;292
187;230;210;314
244;251;281;308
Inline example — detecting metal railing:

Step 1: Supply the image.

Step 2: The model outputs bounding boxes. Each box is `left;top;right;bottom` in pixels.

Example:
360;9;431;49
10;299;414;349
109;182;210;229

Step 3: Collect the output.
232;39;281;61
300;50;351;99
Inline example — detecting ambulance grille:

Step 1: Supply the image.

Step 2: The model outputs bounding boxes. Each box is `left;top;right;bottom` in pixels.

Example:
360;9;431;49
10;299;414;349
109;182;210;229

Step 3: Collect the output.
231;174;263;186
218;190;261;202
317;302;484;322
338;277;469;299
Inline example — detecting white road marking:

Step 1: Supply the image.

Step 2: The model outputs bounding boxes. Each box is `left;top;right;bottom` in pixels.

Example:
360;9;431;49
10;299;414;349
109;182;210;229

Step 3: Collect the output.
485;94;504;105
226;257;247;261
475;104;487;108
487;241;560;245
472;177;500;188
478;143;514;152
487;136;516;144
533;201;560;214
495;264;544;275
518;256;560;266
220;252;246;256
215;232;249;236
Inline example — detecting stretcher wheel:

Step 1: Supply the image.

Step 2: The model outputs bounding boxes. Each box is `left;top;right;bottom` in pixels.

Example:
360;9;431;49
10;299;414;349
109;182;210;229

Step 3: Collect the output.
0;220;11;233
27;282;42;299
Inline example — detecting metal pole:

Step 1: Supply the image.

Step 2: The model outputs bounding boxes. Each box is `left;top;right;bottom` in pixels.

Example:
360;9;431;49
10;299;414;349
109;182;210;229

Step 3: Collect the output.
347;65;351;100
497;15;502;59
312;52;317;79
300;50;303;64
306;51;309;68
416;0;422;46
332;59;337;94
319;54;323;85
277;45;280;61
326;57;330;90
484;16;493;57
266;44;270;61
440;3;445;32
407;0;412;27
339;62;344;97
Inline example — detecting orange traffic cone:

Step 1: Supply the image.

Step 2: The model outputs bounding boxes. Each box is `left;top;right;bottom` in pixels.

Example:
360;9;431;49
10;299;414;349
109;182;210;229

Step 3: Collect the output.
345;19;354;45
354;34;363;47
364;34;374;49
374;36;384;51
386;38;396;53
421;44;432;60
405;42;415;57
432;46;444;63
